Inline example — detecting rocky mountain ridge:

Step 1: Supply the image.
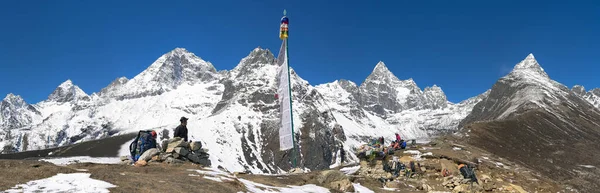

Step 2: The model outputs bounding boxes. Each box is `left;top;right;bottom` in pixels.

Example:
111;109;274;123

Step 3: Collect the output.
459;53;600;192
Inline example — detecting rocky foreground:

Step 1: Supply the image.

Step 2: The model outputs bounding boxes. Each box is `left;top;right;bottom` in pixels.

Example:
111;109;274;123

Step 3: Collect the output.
0;135;578;193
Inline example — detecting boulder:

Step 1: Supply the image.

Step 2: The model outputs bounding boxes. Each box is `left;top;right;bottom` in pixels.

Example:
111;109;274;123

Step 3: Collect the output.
317;170;348;184
166;137;188;152
483;182;498;191
174;147;189;157
440;159;459;175
289;168;304;174
151;155;160;162
134;160;148;167
186;153;211;166
160;153;173;160
138;148;160;162
385;181;404;189
121;160;133;165
329;179;354;192
452;184;469;193
160;140;169;152
189;141;202;151
419;183;432;191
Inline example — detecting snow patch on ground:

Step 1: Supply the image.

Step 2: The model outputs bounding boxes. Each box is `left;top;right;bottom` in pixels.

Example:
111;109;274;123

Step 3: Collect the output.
203;176;224;182
239;178;330;193
578;165;596;169
340;165;361;175
4;173;116;193
353;183;375;193
40;156;121;166
381;187;398;191
118;138;135;157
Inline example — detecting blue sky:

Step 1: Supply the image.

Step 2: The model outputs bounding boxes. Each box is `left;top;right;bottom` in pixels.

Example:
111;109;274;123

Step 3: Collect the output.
0;0;598;103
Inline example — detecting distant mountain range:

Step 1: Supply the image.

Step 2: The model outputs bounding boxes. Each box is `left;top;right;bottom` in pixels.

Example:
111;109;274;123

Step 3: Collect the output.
1;48;599;191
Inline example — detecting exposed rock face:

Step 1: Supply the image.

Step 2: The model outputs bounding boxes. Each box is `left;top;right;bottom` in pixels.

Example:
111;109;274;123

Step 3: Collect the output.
572;85;600;109
459;53;600;192
315;62;487;146
107;48;219;100
47;80;91;103
0;94;41;130
358;61;435;115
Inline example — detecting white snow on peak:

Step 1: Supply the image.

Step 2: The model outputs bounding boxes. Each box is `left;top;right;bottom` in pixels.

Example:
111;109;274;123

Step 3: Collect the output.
45;79;90;103
104;47;218;99
574;86;600;110
116;77;128;83
373;61;389;72
490;54;577;119
3;93;27;107
511;53;548;78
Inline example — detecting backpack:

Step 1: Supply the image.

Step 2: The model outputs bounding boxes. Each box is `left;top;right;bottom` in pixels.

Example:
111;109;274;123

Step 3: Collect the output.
129;130;157;162
400;140;407;149
459;164;479;183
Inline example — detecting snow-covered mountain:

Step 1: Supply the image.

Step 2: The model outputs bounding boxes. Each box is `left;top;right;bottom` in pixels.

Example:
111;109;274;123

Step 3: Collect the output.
459;53;600;192
572;85;600;109
315;62;488;148
0;47;483;173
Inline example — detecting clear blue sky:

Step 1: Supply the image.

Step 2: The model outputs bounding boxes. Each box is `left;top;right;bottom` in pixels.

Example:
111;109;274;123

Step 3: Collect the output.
0;0;598;103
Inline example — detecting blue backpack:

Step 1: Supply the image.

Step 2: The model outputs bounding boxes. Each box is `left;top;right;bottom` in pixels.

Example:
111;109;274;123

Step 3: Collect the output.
400;140;407;149
129;130;157;161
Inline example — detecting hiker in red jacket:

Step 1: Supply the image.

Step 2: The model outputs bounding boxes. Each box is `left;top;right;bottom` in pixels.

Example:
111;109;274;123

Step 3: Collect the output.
395;133;401;143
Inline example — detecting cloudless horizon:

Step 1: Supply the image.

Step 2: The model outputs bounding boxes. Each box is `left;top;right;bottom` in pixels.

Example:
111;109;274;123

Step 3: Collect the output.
1;0;598;104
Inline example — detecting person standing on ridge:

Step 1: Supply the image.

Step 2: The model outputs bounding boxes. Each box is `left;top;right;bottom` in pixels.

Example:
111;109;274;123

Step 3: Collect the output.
174;117;189;142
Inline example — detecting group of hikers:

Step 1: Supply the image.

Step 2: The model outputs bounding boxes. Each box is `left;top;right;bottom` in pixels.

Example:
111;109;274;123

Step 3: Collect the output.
357;133;408;161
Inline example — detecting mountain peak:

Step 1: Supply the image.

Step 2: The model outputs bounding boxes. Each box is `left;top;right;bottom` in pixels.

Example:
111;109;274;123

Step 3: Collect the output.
2;93;29;109
4;93;18;100
58;79;74;89
230;48;275;79
168;47;190;55
372;61;390;74
511;53;548;77
47;80;90;103
572;85;587;96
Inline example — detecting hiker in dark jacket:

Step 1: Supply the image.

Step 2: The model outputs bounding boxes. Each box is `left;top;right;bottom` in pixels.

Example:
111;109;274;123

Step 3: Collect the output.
174;117;189;142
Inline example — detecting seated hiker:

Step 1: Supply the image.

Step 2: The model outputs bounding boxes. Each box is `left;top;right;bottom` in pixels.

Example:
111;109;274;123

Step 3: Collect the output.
390;140;400;150
395;133;402;143
174;116;190;142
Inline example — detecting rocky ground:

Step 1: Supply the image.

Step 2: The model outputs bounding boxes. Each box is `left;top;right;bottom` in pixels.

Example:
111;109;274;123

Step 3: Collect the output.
1;135;578;192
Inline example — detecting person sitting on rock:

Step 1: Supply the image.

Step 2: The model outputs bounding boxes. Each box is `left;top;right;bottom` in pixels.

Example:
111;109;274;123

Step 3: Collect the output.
174;116;189;142
395;133;402;143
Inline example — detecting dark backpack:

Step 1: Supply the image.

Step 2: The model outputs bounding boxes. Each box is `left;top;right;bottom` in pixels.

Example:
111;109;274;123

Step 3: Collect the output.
129;130;157;161
459;164;479;183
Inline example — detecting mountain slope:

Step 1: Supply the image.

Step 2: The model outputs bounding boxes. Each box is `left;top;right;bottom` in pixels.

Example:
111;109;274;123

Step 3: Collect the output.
459;54;600;192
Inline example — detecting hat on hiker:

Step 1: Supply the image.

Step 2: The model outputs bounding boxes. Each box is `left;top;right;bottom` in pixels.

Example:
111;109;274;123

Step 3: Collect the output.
180;116;188;122
151;130;157;138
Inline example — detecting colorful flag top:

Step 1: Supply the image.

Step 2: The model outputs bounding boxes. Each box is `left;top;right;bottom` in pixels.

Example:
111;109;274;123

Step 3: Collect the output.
280;11;289;40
